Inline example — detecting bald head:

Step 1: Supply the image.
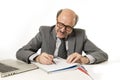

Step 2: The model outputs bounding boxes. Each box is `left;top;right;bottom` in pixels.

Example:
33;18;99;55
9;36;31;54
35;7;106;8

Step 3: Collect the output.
56;9;78;27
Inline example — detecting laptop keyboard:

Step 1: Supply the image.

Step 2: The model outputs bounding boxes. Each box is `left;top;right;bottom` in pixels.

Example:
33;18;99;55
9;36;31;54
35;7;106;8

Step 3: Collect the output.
0;63;18;73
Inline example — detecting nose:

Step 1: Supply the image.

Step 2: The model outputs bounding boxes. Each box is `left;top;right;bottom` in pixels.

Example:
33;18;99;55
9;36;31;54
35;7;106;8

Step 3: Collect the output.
60;27;66;32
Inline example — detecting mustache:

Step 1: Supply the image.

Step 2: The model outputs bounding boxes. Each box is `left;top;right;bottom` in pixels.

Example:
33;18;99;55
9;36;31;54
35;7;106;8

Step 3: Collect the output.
59;30;66;34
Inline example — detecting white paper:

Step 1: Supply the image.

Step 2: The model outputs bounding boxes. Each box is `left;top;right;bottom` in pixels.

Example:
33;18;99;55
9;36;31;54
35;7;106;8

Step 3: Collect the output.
37;57;80;73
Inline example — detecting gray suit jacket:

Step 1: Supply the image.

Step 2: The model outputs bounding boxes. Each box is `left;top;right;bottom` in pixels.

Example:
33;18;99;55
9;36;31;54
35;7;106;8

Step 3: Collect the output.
16;25;108;64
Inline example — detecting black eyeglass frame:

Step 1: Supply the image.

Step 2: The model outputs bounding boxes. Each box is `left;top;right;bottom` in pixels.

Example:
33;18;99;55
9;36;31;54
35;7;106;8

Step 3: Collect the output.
57;22;73;32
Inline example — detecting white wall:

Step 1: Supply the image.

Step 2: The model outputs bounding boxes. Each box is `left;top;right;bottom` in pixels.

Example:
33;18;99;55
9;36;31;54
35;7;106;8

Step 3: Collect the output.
0;0;120;65
0;0;120;80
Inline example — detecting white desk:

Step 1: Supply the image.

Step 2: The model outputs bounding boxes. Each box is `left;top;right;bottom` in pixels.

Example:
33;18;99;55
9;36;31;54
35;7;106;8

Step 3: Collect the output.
0;64;92;80
0;63;92;80
0;59;120;80
84;59;120;80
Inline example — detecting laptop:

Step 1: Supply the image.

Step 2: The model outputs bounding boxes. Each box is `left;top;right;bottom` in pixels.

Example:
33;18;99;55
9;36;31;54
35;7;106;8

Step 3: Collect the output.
0;59;39;78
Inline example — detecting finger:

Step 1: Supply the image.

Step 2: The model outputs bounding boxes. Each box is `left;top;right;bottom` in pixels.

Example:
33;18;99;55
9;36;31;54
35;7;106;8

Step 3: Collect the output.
48;54;54;60
71;57;79;63
81;56;90;64
66;56;71;63
35;53;51;64
42;53;54;64
67;52;78;63
67;55;76;63
44;53;53;61
44;56;53;63
48;55;55;64
42;56;53;64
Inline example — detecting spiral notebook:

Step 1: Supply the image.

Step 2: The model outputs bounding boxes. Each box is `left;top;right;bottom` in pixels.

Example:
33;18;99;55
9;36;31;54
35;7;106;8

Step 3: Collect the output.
0;59;39;78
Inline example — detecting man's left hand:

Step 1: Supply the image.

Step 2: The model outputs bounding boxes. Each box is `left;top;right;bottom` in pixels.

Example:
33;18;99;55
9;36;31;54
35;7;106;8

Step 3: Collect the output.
66;52;90;64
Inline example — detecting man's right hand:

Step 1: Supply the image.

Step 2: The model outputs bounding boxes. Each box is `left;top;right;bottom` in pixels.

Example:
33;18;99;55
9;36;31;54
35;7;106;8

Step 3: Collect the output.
35;52;54;65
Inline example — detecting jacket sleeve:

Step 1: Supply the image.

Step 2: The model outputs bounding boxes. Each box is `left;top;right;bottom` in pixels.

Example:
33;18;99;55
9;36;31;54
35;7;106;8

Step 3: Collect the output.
16;27;43;63
83;31;108;64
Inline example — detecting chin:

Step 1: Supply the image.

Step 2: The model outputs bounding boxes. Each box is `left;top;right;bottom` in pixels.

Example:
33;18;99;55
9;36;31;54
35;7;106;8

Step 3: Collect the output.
57;35;66;38
57;31;66;38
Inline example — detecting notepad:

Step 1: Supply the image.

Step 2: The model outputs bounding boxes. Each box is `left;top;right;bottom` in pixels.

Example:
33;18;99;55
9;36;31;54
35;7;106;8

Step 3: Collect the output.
37;57;80;73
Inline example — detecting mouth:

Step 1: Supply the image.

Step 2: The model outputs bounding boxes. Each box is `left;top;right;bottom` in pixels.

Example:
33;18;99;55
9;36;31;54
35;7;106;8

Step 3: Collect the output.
57;30;67;38
59;30;66;35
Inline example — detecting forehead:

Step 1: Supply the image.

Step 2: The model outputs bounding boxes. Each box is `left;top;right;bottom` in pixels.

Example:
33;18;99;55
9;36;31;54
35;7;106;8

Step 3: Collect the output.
57;10;76;26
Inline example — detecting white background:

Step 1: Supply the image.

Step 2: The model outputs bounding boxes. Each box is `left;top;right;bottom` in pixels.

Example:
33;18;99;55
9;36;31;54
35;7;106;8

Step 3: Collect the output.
0;0;120;80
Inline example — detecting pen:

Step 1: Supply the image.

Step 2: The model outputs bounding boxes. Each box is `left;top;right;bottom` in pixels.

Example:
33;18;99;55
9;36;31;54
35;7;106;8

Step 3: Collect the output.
52;60;56;64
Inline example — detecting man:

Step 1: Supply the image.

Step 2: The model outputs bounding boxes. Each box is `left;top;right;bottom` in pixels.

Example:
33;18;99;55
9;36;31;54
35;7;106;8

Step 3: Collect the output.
16;8;108;65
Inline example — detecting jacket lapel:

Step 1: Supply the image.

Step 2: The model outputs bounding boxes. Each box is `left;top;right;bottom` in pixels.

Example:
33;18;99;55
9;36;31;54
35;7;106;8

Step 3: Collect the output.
68;31;76;55
47;26;56;55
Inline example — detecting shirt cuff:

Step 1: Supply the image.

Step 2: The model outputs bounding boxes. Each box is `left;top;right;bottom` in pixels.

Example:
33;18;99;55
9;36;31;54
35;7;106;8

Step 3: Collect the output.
85;55;95;64
29;53;39;62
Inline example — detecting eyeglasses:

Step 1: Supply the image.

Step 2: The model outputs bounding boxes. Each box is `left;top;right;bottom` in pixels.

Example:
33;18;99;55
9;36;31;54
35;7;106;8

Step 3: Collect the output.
57;22;73;32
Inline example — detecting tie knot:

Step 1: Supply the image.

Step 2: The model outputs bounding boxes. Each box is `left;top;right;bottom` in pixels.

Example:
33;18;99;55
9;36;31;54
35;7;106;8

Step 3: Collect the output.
60;38;66;41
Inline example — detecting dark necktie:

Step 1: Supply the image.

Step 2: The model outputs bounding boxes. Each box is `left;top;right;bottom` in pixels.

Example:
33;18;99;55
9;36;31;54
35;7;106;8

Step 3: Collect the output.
58;39;67;59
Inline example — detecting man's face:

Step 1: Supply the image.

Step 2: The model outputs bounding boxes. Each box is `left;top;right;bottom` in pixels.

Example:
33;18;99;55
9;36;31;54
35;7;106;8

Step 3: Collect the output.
55;10;76;39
